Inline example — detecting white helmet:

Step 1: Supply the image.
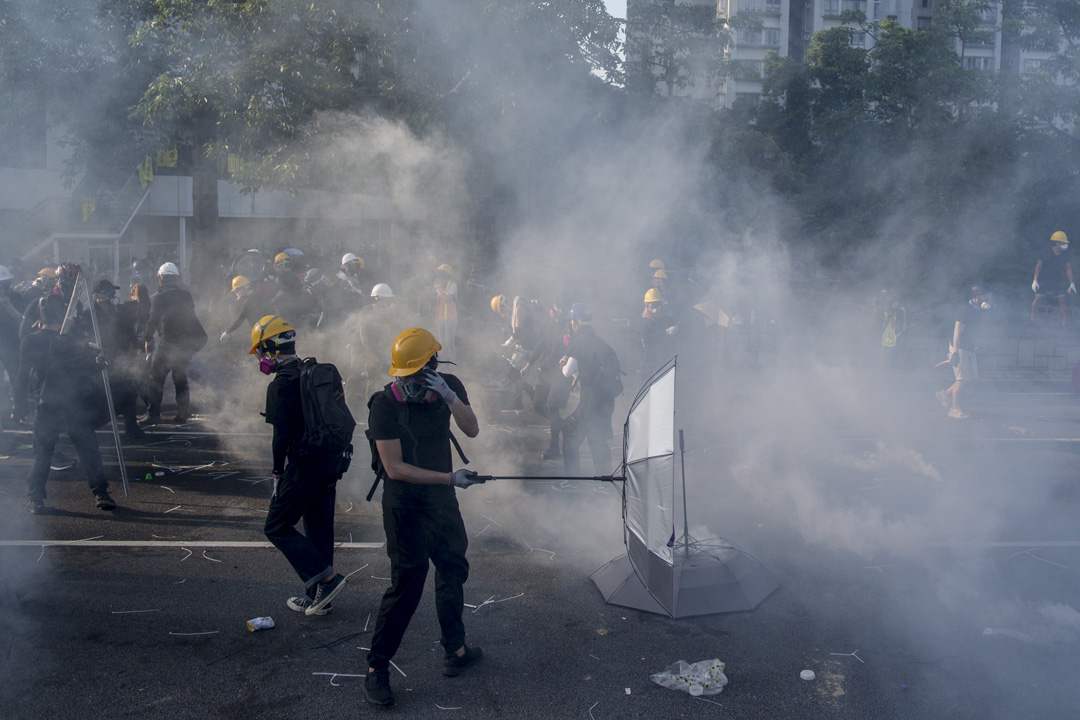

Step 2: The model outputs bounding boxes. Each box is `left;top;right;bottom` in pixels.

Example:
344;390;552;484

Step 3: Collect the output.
342;252;365;269
370;282;394;298
158;262;180;277
0;265;13;283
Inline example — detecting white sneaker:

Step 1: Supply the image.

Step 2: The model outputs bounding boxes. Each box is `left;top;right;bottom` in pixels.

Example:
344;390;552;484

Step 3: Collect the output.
935;390;950;409
947;407;968;419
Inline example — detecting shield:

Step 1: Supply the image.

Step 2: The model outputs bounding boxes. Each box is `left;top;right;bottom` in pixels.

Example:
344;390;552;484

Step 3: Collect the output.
590;358;779;618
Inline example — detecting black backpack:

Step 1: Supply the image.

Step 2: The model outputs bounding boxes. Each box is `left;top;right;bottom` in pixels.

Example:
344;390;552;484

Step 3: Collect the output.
364;383;469;501
298;358;356;479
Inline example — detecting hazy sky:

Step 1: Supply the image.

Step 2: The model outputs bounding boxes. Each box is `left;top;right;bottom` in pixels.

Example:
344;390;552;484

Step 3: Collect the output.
605;0;627;20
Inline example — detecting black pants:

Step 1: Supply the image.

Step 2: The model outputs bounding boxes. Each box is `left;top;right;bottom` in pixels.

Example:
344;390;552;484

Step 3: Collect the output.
0;338;18;412
563;395;614;476
27;406;108;502
533;371;571;452
368;501;470;668
263;465;337;597
147;343;192;418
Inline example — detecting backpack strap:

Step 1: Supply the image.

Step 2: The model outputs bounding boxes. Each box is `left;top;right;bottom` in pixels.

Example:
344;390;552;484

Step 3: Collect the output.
365;386;411;501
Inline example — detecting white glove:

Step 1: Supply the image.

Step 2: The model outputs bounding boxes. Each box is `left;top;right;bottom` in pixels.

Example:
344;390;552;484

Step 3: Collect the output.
1070;283;1077;295
421;369;457;404
562;356;578;378
220;331;231;343
665;325;679;337
1032;280;1040;293
450;470;486;488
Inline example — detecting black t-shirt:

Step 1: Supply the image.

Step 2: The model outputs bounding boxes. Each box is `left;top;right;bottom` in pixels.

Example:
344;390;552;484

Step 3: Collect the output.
1038;246;1071;290
264;361;304;474
368;373;469;509
957;301;983;351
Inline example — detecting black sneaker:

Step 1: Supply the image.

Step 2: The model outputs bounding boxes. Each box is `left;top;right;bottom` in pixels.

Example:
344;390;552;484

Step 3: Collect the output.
95;493;117;510
139;414;161;427
443;645;483;677
172;413;191;424
541;449;561;460
364;668;394;707
124;422;146;439
306;574;346;615
286;596;331;615
28;499;46;515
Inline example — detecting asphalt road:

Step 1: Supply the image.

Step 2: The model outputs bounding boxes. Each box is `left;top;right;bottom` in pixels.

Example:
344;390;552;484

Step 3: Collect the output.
2;378;1080;720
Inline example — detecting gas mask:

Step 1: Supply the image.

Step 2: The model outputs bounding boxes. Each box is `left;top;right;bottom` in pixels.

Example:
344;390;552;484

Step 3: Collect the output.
391;374;437;403
644;303;662;319
258;354;278;375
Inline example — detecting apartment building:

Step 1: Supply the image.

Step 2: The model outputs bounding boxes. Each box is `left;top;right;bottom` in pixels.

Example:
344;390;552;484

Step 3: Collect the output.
628;0;1055;109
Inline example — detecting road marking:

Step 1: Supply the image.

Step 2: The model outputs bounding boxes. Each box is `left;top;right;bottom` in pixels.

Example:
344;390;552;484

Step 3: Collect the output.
929;541;1080;547
0;540;383;549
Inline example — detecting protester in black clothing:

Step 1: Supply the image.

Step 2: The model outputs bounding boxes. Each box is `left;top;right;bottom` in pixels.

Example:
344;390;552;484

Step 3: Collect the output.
518;302;572;459
219;275;274;344
364;327;485;708
251;315;348;617
19;263;84;339
92;278;143;438
1031;231;1076;325
17;295;116;514
561;303;622;476
0;266;23;424
144;262;206;424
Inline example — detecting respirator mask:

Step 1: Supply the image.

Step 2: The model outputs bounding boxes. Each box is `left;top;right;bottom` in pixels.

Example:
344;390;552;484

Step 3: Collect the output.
255;330;295;375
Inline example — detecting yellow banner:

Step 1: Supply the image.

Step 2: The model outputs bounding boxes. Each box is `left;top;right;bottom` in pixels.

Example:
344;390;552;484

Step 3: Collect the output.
81;198;96;223
157;146;178;168
227;153;245;174
138;155;154;188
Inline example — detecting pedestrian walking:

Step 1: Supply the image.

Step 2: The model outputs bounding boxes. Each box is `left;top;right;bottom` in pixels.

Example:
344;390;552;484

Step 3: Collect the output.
252;315;349;617
937;284;992;419
364;327;486;707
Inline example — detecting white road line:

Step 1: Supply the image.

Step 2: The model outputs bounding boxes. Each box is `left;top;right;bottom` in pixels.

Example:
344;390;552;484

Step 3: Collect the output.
0;540;383;549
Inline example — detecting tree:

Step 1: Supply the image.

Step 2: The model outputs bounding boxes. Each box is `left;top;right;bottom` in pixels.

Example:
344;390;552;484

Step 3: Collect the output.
624;0;727;98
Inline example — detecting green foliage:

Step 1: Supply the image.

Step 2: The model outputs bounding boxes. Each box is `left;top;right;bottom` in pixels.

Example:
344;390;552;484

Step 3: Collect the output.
625;0;727;98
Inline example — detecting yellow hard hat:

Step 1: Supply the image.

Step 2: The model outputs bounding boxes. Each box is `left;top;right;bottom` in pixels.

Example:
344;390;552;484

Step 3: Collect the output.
644;288;663;303
232;275;251;292
1052;231;1068;244
649;259;665;270
389;327;441;377
38;267;57;278
250;315;295;355
273;252;291;265
437;264;454;275
491;294;506;316
653;269;668;280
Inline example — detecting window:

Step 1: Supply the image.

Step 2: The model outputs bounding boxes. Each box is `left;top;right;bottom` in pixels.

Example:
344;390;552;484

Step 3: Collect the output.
764;28;781;46
735;60;766;79
737;27;762;45
978;6;996;22
921;0;930;7
850;32;867;47
1024;58;1044;74
823;0;840;14
842;0;866;11
917;16;931;29
963;56;994;70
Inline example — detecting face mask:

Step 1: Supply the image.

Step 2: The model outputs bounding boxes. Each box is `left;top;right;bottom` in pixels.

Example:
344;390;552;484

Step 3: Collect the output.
258;355;277;375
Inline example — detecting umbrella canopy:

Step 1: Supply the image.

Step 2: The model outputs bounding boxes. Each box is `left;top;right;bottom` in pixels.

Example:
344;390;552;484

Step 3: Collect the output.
590;358;779;618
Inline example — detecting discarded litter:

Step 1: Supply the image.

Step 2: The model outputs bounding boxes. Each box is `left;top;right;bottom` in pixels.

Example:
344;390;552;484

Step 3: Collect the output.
247;616;275;632
650;659;728;696
800;670;816;681
155;471;165;477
